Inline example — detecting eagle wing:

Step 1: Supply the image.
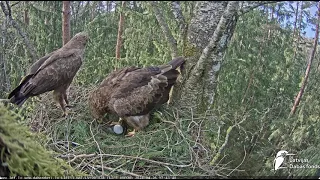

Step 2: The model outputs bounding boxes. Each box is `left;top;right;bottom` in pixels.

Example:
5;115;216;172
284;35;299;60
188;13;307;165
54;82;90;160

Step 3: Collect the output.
27;49;82;95
109;66;172;117
88;57;185;120
16;49;83;97
7;51;55;99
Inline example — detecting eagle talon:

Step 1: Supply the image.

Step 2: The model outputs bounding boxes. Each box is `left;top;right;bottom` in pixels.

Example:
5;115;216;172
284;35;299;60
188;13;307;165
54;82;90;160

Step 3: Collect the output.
62;111;69;117
125;130;136;137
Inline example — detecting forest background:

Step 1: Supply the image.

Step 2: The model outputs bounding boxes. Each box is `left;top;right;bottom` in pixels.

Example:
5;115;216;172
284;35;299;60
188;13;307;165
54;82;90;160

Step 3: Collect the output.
1;1;320;178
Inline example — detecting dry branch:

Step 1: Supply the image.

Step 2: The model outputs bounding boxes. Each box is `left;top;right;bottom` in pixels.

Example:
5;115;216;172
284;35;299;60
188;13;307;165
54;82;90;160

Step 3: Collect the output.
239;1;280;15
61;152;192;168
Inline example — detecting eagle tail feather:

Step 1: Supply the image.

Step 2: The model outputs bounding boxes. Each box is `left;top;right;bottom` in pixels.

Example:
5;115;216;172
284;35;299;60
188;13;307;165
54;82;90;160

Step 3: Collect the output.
167;56;185;70
8;74;34;99
9;93;29;107
159;57;185;75
8;74;34;107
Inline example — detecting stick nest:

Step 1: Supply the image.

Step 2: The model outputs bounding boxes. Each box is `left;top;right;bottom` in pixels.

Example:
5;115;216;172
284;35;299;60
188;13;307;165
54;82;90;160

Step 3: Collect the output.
15;85;220;178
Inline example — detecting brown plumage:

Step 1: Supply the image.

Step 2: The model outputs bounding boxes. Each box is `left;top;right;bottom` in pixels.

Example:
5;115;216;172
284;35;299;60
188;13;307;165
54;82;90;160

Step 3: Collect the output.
88;57;185;137
8;32;89;117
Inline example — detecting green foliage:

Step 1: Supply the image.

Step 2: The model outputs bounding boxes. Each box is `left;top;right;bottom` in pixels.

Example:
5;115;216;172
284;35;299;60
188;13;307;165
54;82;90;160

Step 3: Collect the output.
2;0;320;178
211;5;320;177
0;103;86;177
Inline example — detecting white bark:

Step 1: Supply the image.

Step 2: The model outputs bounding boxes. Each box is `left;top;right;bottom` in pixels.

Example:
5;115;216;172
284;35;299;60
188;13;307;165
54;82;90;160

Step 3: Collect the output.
173;1;239;110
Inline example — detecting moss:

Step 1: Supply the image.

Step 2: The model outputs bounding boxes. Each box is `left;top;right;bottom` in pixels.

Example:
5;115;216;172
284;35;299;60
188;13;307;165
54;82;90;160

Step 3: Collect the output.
0;104;87;177
183;40;200;58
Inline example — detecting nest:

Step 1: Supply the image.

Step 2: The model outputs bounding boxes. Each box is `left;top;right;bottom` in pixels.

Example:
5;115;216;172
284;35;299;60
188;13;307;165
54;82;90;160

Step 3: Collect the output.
20;85;220;178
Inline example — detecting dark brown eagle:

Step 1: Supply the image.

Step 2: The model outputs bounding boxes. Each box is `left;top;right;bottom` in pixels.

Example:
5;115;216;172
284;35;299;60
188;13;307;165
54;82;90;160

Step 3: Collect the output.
8;32;89;117
88;57;185;137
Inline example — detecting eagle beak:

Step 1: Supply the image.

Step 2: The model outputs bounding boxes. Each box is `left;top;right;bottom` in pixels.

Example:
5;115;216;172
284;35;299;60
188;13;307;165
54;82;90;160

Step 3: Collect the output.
287;153;295;156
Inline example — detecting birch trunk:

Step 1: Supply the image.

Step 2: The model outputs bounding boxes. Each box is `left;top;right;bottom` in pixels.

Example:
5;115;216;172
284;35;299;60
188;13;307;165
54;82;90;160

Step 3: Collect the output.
171;1;239;113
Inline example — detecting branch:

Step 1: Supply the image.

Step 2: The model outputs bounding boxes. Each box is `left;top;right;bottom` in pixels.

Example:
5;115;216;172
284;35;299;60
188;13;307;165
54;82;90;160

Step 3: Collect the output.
0;1;38;61
93;165;142;177
171;1;186;32
151;1;178;59
10;1;20;8
239;1;280;15
210;113;247;165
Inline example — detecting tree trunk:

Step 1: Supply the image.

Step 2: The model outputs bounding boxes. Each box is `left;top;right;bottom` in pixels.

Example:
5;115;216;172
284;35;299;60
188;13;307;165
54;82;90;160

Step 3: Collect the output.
292;1;299;39
24;1;29;26
0;18;9;97
115;1;126;60
62;1;71;45
171;1;239;113
289;1;320;116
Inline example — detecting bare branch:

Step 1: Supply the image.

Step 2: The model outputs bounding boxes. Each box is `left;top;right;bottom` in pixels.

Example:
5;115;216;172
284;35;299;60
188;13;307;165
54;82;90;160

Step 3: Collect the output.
60;152;192;168
239;1;280;15
0;1;38;61
171;1;186;32
151;1;178;59
89;120;105;176
211;112;247;165
93;164;142;177
10;1;20;8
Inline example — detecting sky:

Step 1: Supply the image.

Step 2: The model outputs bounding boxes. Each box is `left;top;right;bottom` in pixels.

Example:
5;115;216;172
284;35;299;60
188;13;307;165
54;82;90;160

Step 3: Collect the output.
304;5;317;38
292;2;317;38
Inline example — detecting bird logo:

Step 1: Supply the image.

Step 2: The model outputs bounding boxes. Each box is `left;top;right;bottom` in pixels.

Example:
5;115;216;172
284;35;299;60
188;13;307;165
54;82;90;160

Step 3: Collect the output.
273;150;296;171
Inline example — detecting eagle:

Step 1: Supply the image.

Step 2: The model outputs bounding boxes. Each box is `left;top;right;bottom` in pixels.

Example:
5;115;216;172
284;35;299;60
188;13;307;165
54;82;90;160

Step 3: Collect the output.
8;32;89;117
88;57;185;137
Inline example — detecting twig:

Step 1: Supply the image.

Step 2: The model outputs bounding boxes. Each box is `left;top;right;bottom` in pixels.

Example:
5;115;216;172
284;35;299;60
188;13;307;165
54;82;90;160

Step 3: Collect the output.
106;159;133;177
239;1;280;15
227;145;247;176
90;120;105;176
60;153;96;163
151;1;178;59
93;164;142;177
10;1;20;7
98;153;192;168
211;115;247;165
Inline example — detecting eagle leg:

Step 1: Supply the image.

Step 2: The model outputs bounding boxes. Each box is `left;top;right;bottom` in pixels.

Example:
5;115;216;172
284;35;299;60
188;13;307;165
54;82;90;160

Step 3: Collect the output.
53;91;68;117
63;92;75;108
59;98;68;117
